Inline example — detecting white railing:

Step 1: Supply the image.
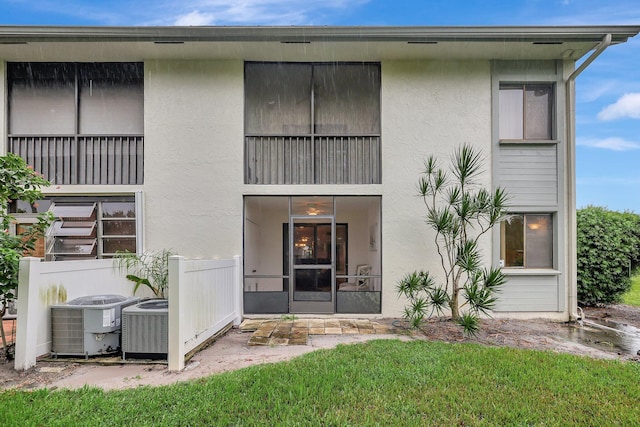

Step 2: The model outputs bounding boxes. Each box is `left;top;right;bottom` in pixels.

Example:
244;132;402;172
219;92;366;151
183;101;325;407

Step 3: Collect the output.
8;135;144;185
14;255;242;372
168;256;242;371
245;135;381;184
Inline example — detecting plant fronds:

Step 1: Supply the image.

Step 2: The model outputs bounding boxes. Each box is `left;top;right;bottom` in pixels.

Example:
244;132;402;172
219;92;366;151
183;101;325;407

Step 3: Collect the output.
114;249;176;298
397;144;509;334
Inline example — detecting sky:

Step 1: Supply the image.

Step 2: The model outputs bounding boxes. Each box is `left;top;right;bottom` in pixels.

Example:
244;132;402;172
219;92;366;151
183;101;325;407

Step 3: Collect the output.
1;0;639;212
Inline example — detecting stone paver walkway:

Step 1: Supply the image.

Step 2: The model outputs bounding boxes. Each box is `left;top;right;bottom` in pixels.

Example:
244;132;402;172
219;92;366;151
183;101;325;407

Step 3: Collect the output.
240;318;402;346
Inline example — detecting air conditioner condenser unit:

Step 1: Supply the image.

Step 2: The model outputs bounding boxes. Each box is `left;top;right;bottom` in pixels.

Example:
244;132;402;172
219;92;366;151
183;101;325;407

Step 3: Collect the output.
122;299;169;360
51;294;140;358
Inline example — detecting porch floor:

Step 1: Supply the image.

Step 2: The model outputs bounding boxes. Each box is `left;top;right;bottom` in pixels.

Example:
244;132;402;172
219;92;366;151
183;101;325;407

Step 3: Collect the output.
240;318;403;346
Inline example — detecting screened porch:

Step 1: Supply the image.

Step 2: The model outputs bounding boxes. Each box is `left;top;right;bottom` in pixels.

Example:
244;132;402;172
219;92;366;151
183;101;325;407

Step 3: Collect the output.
243;196;382;315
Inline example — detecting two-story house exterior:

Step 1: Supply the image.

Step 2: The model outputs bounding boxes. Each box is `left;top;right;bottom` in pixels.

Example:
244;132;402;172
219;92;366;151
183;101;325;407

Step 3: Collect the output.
1;26;638;319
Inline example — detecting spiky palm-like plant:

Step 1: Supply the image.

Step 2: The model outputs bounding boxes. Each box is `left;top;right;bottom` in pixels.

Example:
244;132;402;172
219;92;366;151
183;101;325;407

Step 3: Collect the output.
114;249;175;299
397;144;509;335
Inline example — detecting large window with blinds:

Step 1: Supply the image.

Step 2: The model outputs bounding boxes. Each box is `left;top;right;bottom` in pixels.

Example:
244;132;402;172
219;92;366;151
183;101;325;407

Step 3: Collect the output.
244;62;381;185
7;62;144;185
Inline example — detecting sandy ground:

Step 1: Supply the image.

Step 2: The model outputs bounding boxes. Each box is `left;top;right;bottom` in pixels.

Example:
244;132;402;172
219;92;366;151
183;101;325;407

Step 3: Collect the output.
1;306;639;391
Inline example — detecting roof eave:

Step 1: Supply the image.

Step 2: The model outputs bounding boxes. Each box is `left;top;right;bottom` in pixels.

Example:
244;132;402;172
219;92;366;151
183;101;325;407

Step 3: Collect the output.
0;25;638;44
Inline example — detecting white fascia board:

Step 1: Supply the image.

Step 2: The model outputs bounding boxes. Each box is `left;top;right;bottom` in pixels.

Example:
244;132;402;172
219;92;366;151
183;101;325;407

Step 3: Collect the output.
0;25;638;44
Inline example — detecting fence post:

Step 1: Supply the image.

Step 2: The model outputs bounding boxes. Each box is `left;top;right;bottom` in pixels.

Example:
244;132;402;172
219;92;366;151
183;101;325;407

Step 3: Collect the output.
14;257;42;371
168;255;185;371
233;255;243;326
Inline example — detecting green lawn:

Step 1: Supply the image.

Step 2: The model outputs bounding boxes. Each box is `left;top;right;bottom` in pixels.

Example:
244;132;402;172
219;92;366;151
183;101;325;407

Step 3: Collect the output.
622;275;640;306
2;339;639;426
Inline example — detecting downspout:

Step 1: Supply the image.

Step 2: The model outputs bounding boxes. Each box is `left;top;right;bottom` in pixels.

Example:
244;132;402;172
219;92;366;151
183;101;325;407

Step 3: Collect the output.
565;33;612;321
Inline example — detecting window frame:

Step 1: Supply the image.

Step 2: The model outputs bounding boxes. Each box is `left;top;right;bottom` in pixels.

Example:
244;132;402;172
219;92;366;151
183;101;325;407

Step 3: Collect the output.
9;194;142;261
500;213;554;270
498;82;556;142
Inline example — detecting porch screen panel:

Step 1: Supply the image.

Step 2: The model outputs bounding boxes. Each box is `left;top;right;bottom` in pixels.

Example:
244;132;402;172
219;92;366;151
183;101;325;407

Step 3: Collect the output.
245;63;311;135
314;64;380;135
9;82;75;135
79;63;144;135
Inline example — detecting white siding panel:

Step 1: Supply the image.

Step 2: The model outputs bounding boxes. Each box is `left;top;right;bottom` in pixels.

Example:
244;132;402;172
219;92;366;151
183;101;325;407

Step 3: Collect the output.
494;274;560;311
497;145;558;206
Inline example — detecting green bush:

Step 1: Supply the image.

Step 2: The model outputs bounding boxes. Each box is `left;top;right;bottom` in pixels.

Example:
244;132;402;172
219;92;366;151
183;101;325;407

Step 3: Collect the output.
577;206;640;306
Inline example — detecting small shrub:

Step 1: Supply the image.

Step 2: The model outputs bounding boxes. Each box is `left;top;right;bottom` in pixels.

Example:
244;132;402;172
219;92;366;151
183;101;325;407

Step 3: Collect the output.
577;206;640;306
114;249;175;298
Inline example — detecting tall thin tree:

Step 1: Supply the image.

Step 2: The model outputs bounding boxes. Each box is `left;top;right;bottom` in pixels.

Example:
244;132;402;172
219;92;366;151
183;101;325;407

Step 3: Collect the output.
397;144;509;335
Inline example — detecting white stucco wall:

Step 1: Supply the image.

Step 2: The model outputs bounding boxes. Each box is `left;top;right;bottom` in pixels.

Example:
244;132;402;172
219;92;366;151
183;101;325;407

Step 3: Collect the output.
5;56;559;319
143;60;244;258
380;59;493;317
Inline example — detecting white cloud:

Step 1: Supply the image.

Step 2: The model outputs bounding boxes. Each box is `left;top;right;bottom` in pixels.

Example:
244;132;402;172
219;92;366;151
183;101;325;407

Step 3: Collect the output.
577;80;617;103
174;10;215;26
577;136;640;151
161;0;370;26
598;93;640;121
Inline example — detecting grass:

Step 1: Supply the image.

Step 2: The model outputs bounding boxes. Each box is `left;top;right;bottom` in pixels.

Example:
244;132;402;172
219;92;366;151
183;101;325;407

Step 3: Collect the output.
622;274;640;306
2;340;640;426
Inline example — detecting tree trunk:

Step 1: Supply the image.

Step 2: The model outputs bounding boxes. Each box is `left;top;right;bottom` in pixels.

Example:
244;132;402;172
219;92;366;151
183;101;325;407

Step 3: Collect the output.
450;289;460;320
0;307;7;357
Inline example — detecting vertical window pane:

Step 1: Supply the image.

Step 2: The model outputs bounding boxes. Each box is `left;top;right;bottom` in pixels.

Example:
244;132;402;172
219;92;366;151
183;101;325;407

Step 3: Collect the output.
102;220;136;235
525;214;553;268
102;237;136;254
498;87;524;139
102;202;135;218
314;64;380;134
245;63;311;134
525;86;552;140
502;215;524;267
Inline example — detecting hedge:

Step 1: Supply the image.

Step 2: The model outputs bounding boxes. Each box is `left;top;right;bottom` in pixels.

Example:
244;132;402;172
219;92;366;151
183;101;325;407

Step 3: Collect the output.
577;206;640;306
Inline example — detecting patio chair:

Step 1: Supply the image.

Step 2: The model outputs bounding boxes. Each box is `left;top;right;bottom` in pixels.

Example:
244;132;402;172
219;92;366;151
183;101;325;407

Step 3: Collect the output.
338;264;372;291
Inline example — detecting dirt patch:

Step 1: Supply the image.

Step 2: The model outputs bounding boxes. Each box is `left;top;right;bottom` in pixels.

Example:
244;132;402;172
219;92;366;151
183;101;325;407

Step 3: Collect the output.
582;303;640;328
1;309;639;391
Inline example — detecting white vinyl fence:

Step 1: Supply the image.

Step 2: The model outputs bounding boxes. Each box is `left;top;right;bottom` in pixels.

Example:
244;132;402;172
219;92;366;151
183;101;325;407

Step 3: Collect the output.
14;255;242;372
168;255;242;371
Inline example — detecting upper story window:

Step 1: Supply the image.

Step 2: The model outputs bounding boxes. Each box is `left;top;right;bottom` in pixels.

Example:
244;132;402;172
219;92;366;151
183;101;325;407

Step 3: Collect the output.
244;62;381;185
499;84;554;141
7;63;144;185
500;214;553;269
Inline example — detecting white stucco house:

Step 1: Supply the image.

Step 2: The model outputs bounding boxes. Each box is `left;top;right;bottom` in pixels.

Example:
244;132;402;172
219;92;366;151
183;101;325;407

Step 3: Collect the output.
1;25;638;321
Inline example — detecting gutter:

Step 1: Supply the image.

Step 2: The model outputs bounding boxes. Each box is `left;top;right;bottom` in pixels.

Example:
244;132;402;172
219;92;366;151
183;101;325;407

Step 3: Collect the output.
0;25;637;44
565;33;612;322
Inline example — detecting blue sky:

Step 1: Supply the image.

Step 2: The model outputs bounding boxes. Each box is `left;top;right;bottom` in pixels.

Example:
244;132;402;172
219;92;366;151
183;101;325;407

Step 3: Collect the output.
1;0;639;212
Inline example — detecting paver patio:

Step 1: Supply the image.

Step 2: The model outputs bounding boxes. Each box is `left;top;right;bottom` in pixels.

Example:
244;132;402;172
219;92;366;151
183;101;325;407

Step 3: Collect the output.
241;319;403;346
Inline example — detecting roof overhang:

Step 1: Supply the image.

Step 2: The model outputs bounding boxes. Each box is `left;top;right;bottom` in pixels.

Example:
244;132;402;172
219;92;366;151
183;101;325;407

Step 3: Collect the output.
0;25;638;62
